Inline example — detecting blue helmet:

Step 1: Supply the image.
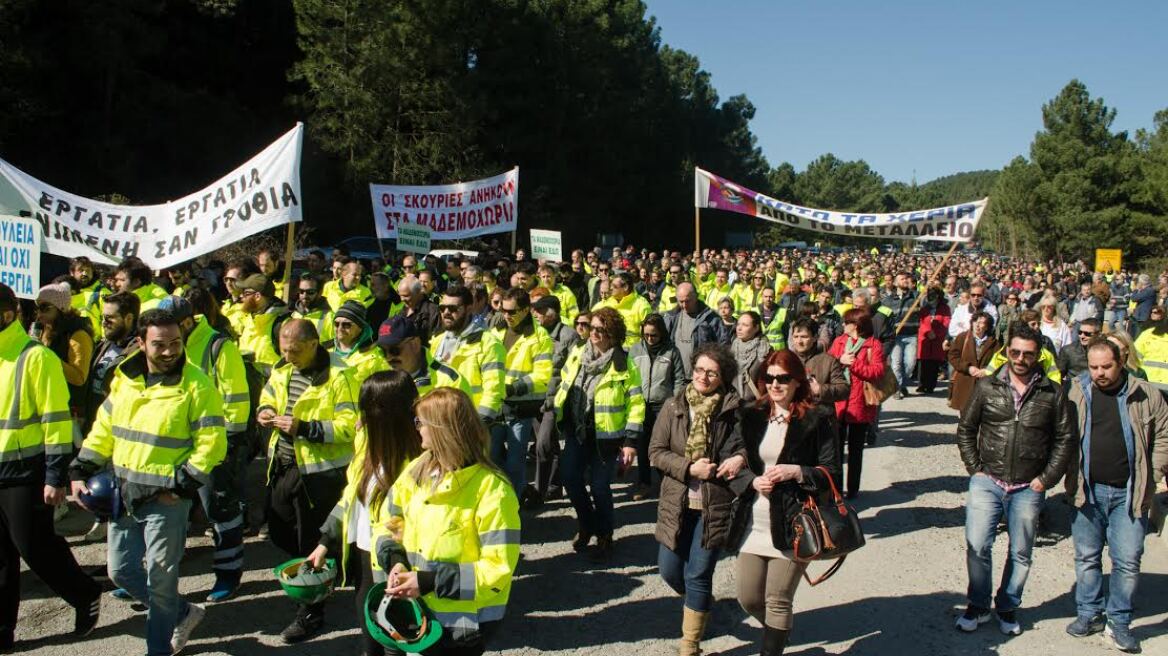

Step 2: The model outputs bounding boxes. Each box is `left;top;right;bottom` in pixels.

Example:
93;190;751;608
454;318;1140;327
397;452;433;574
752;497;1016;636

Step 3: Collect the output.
79;470;122;519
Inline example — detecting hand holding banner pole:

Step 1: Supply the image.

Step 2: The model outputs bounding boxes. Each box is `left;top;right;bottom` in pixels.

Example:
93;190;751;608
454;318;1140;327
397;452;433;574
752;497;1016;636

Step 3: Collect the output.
893;240;960;336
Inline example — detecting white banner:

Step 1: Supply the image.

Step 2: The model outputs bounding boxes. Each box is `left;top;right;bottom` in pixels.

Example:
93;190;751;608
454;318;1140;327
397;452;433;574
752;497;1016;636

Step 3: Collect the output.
0;124;304;269
696;167;986;242
0;216;41;299
530;228;563;262
370;168;518;240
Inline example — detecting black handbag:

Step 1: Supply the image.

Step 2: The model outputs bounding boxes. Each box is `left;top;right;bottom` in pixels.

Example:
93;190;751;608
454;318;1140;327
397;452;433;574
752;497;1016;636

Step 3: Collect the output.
790;465;866;586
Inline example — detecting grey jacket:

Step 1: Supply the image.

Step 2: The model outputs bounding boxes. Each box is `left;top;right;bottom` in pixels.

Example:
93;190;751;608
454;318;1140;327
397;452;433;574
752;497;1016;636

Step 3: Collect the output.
730;335;772;402
629;341;686;409
1065;373;1168;514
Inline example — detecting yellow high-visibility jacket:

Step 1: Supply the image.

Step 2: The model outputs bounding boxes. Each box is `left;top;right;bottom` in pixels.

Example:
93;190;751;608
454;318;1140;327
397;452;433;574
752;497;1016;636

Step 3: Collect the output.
74;352;227;511
429;326;506;421
596;292;652;349
185;317;251;436
490;322;554;405
550;285;580;324
329;343;390;388
554;345;646;441
1135;329;1168;394
293;303;335;345
373;457;520;642
259;350;359;476
0;321;74;487
237;301;292;377
134;283;170;313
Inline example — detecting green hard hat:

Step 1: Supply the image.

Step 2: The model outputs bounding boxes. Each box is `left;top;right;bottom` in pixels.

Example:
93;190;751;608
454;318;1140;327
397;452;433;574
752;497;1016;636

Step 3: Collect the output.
273;558;337;605
364;582;443;652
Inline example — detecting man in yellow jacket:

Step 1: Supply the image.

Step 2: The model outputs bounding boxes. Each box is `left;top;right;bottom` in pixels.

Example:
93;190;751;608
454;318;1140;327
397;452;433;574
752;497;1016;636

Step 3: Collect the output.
257;319;358;644
113;257;169;313
490;288;554;496
0;284;102;648
70;308;227;656
596;272;651;349
327;301;389;387
430;286;506;423
378;315;468;397
235;273;292;377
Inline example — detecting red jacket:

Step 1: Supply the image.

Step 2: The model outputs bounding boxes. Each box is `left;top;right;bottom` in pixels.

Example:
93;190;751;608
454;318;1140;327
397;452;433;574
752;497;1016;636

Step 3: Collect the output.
917;304;951;361
828;335;885;424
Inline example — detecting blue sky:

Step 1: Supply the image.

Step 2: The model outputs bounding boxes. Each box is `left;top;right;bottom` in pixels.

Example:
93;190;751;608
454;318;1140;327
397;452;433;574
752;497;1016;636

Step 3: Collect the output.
644;1;1168;184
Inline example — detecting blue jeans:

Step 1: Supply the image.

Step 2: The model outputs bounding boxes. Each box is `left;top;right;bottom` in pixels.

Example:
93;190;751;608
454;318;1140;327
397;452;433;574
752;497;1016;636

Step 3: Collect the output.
560;433;618;537
1103;308;1128;333
1072;483;1148;628
890;334;917;391
491;419;533;492
658;509;719;612
964;474;1044;612
108;497;194;656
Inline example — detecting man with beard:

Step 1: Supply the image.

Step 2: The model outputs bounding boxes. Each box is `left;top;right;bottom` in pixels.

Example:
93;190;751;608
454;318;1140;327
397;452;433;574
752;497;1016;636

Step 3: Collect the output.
291;274;334;345
235;273;292;377
69;256;107;336
787;317;849;410
112;257;169;313
0;284;102;650
257;320;357;644
430;285;507;424
71;309;227;655
256;248;285;301
365;271;399;330
955;324;1073;638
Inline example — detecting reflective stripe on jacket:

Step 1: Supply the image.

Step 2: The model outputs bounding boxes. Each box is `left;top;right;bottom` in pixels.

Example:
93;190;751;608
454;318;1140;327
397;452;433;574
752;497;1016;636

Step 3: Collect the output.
186;318;251;435
761;307;789;350
553;346;647;440
491;323;554;403
429;327;506;420
237;302;291;376
596;293;652;349
0;321;74;487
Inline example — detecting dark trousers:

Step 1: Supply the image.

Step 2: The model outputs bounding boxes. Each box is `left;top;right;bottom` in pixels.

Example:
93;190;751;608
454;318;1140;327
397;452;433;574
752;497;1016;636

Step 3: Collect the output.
534;411;561;497
198;438;247;577
0;484;100;640
348;547;383;656
636;407;661;486
267;461;346;559
837;422;870;495
918;359;943;393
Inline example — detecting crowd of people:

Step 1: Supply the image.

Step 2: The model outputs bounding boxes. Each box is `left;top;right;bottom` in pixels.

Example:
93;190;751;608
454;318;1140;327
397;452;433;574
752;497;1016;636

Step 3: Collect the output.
1;238;1167;655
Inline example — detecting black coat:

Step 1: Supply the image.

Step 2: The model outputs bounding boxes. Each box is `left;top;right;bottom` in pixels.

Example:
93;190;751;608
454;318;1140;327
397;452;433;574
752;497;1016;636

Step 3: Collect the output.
956;372;1075;488
729;404;840;551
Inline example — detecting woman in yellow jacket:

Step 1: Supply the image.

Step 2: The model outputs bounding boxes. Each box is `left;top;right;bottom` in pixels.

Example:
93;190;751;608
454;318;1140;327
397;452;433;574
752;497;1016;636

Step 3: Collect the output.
309;370;422;656
373;388;520;656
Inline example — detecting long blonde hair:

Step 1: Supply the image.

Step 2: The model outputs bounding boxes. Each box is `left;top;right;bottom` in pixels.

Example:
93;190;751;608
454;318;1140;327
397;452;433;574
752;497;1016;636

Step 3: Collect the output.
410;388;500;486
1106;329;1143;372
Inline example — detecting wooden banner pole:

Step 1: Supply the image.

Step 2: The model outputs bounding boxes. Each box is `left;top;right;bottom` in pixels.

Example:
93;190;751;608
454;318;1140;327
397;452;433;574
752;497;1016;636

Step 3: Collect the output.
892;240;960;335
281;222;295;303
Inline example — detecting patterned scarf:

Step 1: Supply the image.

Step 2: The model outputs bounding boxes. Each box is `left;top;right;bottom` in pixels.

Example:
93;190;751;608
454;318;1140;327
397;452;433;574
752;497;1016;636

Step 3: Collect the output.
684;383;722;461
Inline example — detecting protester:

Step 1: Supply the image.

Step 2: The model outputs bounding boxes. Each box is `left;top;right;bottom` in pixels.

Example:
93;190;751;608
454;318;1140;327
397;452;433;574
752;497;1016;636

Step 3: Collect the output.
1062;338;1168;652
530;296;579;506
1037;295;1073;353
113;257;170;313
883;272;919;399
916;287;951;394
664;282;725;381
947;312;999;411
596;272;652;349
0;283;102;650
430;285;507;423
1057;316;1098;383
827;309;886;498
329;300;389;386
373;388;520;656
394;274;441;343
258;319;358;643
955;324;1074;636
729;311;772;403
629;313;686;500
734;349;840;656
70;308;227;656
310;370;422;656
650;344;746;656
553;307;644;560
35;281;95;428
292;273;335;343
235;273;292;377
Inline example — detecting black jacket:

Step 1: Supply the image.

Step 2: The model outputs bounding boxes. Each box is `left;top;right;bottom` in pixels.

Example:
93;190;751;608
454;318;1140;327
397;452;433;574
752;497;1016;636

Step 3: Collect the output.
729;404;840;551
1056;341;1089;382
956;371;1075;488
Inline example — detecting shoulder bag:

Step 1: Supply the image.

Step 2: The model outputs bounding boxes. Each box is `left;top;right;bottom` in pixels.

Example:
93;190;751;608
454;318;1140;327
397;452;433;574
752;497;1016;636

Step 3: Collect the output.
791;466;866;586
861;343;898;406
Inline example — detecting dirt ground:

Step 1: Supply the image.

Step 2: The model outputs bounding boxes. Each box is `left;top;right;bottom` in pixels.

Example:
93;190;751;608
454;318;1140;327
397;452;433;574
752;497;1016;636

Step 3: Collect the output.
13;389;1168;655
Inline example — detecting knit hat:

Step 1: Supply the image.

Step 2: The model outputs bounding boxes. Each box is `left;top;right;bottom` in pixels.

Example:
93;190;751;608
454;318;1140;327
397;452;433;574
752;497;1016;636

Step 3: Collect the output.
36;282;72;312
236;273;271;296
334;301;369;330
156;296;194;323
531;295;561;314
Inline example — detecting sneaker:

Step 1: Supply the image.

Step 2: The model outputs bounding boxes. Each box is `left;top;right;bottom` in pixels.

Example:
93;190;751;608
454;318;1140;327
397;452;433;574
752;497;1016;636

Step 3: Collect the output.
83;519;107;542
1103;622;1140;653
997;610;1022;636
73;596;100;637
170;602;205;654
1066;613;1105;637
955;606;991;632
280;606;324;644
109;588;133;602
206;572;241;603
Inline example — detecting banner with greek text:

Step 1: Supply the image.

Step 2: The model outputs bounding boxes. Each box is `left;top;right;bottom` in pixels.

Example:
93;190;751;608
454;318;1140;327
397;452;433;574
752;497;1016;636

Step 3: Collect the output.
370;167;518;240
0;216;41;299
695;167;986;242
0;124;304;269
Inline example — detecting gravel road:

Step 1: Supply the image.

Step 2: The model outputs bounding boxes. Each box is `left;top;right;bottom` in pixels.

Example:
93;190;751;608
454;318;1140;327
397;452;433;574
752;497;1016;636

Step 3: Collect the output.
13;389;1168;655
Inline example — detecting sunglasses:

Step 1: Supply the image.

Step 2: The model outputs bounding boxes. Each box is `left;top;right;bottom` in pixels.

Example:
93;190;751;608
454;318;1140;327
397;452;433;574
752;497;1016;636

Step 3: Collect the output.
334;320;355;329
575;321;590;328
1007;348;1038;360
761;373;795;386
589;325;608;335
1078;330;1097;337
438;304;462;313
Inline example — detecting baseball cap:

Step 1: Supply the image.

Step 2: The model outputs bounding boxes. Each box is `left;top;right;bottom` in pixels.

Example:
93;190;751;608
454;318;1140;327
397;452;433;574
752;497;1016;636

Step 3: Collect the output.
236;273;271;295
377;315;419;348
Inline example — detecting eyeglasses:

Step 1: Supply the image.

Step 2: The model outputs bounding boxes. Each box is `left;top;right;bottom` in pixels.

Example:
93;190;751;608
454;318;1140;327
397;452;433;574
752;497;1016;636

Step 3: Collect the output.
1007;348;1038;361
334;320;355;329
761;373;794;386
438;304;462;313
589;325;608;335
692;366;720;380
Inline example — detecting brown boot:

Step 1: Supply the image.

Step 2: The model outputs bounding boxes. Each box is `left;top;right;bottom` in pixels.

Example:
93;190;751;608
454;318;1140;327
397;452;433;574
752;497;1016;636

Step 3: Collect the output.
679;607;709;656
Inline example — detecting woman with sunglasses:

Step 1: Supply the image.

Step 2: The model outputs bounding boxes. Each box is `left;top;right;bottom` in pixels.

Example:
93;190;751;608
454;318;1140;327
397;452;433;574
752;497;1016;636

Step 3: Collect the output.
373;388;520;656
552;307;645;560
650;343;747;656
732;350;839;656
827;308;886;498
309;370;421;656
